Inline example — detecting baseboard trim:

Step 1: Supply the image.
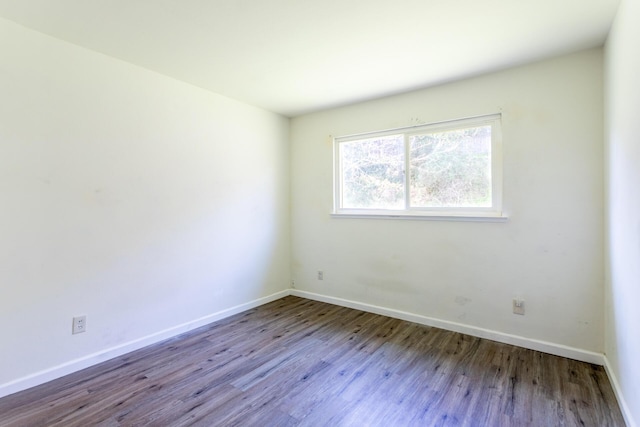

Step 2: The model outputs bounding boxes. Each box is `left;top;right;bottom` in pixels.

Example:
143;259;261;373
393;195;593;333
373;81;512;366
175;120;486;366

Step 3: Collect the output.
0;290;290;399
603;356;636;427
290;289;604;365
1;288;609;401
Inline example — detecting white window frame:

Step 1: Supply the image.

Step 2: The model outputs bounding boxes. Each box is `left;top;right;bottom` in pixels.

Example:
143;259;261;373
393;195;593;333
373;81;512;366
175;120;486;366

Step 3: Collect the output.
332;114;506;222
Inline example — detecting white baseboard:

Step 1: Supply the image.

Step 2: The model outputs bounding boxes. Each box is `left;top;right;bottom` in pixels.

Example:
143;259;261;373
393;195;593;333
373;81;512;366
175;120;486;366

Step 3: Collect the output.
603;356;637;427
290;289;604;365
1;288;610;402
0;290;290;399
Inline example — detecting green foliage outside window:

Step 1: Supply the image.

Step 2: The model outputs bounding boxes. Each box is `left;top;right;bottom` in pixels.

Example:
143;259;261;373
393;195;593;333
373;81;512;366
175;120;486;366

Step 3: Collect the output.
339;125;492;210
410;126;491;208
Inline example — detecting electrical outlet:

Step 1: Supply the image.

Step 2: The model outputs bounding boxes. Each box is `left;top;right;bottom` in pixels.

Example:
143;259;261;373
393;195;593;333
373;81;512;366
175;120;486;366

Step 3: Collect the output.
512;299;525;315
317;271;324;280
72;315;87;334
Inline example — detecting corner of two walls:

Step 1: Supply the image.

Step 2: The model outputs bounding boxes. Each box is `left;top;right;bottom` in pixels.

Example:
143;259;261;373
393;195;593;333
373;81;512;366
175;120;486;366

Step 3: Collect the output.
604;0;640;425
0;16;291;396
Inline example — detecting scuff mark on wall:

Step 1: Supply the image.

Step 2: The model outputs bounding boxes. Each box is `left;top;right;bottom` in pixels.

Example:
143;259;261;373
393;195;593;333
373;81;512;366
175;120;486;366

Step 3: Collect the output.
455;296;472;306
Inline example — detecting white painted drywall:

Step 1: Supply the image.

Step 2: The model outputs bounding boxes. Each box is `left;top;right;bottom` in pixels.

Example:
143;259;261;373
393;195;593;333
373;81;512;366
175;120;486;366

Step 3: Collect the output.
290;49;604;353
0;17;290;390
604;0;640;424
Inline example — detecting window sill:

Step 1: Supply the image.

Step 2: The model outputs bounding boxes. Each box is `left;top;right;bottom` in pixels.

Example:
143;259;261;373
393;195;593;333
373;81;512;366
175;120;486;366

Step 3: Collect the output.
330;212;509;222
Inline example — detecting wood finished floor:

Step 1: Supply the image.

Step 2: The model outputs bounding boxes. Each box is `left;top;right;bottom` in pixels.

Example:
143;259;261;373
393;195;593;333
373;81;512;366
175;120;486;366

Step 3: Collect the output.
0;296;625;427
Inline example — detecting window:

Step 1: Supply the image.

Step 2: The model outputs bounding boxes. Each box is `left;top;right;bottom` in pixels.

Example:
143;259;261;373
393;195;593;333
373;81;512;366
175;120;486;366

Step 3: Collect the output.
333;114;504;221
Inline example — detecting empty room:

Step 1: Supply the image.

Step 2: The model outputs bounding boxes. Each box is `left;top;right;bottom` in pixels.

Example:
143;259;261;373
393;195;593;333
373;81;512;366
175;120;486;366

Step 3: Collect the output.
0;0;638;426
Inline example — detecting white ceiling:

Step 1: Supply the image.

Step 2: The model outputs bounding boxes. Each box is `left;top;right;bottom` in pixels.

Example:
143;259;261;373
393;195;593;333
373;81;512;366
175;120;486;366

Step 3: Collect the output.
0;0;620;117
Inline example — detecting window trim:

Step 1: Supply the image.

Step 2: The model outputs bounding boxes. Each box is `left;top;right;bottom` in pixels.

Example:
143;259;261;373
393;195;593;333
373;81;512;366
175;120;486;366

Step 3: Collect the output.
332;113;507;222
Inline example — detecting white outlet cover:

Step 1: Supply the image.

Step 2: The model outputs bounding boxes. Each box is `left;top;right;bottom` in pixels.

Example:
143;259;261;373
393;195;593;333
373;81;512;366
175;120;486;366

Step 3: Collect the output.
512;300;525;315
72;315;87;334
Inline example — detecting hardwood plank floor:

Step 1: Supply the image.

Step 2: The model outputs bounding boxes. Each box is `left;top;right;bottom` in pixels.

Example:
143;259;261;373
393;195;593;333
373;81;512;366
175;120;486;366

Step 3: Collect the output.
0;296;625;426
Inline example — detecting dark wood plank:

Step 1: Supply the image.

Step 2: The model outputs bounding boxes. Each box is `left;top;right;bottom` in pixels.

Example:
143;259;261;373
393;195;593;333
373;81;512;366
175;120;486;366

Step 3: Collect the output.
0;296;626;426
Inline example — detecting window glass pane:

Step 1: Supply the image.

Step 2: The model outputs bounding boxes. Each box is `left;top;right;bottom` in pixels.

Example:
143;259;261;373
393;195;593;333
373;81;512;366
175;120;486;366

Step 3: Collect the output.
409;125;491;208
340;135;404;209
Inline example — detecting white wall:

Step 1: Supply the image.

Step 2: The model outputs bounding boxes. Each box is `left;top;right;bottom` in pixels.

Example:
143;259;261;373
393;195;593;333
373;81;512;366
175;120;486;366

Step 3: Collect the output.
0;17;290;393
604;0;640;425
291;49;604;355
